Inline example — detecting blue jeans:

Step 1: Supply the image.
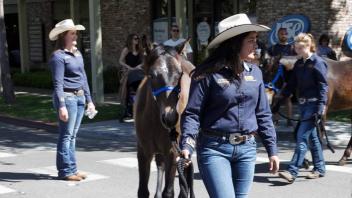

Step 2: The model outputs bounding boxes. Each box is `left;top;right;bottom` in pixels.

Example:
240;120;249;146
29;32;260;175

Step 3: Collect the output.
53;93;85;178
287;102;325;177
196;134;257;198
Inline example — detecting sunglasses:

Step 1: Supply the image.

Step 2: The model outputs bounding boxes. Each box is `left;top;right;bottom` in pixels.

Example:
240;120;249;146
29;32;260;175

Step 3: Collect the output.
172;29;179;33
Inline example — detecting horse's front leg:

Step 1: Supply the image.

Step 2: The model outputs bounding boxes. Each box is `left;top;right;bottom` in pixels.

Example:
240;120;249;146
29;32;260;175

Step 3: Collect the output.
155;154;165;198
137;146;153;198
162;152;176;198
338;136;352;166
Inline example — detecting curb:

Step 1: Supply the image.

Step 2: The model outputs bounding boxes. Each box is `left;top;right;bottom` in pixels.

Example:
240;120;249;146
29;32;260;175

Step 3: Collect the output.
0;115;58;133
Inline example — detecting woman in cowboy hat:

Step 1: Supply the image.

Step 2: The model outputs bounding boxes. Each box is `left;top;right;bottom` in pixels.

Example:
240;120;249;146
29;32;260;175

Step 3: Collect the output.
180;13;280;197
49;19;96;181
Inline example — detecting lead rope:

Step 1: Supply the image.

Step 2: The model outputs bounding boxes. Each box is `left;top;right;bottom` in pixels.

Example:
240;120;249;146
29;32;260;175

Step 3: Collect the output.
170;128;195;198
277;111;335;153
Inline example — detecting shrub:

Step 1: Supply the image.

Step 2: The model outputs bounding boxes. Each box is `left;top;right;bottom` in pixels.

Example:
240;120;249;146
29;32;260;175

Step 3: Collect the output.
11;66;120;93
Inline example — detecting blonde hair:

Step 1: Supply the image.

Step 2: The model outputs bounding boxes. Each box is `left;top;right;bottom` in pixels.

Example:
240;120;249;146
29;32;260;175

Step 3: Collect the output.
294;33;316;52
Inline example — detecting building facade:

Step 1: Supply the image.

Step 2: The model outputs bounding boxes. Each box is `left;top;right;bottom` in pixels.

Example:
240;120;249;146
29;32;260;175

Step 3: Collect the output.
3;0;352;79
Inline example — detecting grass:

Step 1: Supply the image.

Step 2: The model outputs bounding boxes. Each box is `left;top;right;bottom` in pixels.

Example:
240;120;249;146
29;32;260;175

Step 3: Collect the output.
0;94;350;124
327;109;352;123
0;94;124;124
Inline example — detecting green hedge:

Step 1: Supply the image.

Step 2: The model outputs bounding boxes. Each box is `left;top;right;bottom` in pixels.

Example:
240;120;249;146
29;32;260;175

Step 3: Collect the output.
12;67;120;93
13;70;53;89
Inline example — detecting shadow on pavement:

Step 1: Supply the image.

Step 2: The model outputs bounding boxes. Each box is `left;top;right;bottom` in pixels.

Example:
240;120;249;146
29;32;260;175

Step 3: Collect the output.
0;172;54;182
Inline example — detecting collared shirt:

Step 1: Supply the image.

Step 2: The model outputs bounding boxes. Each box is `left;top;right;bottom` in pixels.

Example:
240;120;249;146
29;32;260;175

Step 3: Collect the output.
268;43;296;56
282;53;328;106
163;38;193;53
49;49;92;108
181;62;278;157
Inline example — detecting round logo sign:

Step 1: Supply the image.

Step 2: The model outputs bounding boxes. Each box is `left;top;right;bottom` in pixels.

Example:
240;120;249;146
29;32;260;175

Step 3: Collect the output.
268;14;311;46
197;22;211;44
344;27;352;50
342;27;352;57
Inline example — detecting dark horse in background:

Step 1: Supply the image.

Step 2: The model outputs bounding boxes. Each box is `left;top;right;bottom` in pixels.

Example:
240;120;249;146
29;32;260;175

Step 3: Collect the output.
260;52;352;166
134;42;194;198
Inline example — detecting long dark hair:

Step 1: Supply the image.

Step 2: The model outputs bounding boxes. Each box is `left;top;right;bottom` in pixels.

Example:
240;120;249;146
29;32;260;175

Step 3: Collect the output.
192;32;250;81
54;31;69;50
126;34;143;53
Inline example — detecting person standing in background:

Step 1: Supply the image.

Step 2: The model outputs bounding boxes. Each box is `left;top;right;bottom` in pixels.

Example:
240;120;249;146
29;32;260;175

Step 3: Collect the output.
118;33;144;122
268;27;297;127
164;24;193;62
49;19;96;181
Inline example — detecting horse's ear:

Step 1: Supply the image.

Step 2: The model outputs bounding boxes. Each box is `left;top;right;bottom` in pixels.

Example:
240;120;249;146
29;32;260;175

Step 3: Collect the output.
175;37;191;55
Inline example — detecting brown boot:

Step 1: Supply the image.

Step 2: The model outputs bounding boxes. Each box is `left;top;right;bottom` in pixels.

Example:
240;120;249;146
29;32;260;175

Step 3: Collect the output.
75;172;87;180
278;171;295;183
63;175;82;181
306;171;324;179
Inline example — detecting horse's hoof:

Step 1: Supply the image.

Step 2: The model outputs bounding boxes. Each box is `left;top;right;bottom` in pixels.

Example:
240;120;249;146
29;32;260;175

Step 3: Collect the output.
338;159;346;166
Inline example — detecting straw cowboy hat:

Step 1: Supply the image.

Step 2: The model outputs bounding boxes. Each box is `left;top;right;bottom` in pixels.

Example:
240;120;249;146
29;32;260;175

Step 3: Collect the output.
207;13;270;49
49;19;85;41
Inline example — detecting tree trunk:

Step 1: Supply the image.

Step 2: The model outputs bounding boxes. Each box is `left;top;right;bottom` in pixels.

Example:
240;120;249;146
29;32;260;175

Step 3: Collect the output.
0;0;16;104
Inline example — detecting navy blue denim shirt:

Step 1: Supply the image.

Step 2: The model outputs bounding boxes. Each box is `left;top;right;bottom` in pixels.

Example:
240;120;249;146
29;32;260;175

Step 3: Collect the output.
181;62;278;157
49;49;92;108
282;53;329;112
268;43;297;56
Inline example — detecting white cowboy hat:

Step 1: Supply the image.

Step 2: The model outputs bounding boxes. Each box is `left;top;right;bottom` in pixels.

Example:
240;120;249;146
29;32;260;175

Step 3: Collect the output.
207;13;270;49
49;19;85;41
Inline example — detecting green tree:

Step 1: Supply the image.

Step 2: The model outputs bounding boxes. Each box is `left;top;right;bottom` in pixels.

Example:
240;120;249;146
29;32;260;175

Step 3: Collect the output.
0;0;15;104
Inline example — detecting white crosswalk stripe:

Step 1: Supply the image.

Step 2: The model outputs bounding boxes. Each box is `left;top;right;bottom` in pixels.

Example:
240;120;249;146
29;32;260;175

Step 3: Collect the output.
98;158;158;172
27;166;109;184
0;152;16;158
99;156;352;175
256;156;352;174
0;185;16;194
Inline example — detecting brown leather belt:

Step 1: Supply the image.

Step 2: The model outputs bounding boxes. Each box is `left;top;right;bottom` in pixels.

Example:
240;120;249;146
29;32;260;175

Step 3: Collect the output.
201;129;256;145
63;88;84;96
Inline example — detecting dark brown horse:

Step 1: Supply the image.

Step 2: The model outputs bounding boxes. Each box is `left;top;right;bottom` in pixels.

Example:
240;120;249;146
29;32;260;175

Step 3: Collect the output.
261;54;352;166
134;43;194;198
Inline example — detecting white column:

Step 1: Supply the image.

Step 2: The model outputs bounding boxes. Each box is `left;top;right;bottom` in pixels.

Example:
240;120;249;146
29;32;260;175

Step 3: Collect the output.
175;0;187;38
17;0;29;73
89;0;104;104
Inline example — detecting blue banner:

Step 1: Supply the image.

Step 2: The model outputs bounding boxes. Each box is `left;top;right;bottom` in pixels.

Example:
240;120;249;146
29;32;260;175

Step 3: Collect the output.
268;14;311;46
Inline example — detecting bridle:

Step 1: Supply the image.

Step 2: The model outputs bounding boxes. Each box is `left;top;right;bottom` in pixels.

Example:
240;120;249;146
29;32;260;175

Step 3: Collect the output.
148;50;183;99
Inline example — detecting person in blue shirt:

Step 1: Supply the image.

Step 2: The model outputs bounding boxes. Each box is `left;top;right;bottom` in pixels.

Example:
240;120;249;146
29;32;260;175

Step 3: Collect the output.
180;13;280;198
274;33;328;183
48;19;96;181
317;34;337;60
268;27;297;126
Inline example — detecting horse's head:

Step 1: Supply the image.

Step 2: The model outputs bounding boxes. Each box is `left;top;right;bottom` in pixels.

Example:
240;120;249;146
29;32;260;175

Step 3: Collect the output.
144;41;189;129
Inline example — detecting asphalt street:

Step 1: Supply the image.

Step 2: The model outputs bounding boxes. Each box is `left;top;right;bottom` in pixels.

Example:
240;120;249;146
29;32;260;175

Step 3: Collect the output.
0;120;351;198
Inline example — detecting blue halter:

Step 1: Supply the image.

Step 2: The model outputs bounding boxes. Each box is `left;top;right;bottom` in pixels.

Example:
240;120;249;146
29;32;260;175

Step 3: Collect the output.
152;86;178;96
264;63;284;93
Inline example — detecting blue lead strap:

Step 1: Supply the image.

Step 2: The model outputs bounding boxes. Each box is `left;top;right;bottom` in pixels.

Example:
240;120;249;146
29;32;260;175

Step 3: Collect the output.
152;86;176;96
265;64;284;93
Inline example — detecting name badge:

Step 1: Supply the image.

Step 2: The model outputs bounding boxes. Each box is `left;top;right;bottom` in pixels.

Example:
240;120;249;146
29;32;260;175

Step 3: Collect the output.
244;75;256;81
216;78;230;86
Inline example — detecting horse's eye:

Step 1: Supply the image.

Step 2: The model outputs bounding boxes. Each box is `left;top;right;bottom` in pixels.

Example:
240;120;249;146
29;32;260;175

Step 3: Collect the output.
148;72;157;79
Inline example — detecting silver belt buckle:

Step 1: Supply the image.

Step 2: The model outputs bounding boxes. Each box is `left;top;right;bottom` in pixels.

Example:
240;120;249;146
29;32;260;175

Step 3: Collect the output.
298;98;306;104
229;133;242;145
76;90;84;96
